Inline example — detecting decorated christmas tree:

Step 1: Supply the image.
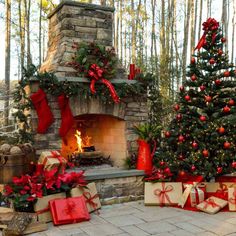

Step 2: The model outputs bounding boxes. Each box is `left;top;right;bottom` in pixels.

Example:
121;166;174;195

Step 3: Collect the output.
155;18;236;180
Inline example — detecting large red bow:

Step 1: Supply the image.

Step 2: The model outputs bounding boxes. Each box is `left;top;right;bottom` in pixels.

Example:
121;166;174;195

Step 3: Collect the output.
195;18;219;51
154;183;173;206
87;63;120;103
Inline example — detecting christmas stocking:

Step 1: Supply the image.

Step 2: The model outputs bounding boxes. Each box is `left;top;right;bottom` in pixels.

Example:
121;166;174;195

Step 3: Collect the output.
58;93;74;137
30;88;54;133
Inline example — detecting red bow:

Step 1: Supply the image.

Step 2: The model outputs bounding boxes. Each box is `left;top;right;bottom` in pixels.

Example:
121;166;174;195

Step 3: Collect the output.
203;198;220;209
154;183;173;206
195;18;219;51
87;63;120;103
83;191;99;214
64;200;77;222
216;183;228;199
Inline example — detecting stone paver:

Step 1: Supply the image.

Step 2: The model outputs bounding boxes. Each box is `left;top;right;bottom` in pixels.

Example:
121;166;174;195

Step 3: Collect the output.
26;200;236;236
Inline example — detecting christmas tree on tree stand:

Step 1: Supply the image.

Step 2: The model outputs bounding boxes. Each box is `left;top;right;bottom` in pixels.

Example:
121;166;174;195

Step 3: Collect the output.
154;18;236;181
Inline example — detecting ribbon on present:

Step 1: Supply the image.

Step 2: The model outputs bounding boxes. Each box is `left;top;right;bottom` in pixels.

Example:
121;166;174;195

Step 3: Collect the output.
228;188;236;210
36;206;50;215
83;191;100;214
195;18;219;51
87;63;120;103
203;198;220;209
215;182;228;200
190;183;205;207
154;182;173;206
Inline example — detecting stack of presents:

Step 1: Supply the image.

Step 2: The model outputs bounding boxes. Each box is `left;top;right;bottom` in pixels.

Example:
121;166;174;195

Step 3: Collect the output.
0;150;101;235
145;174;236;214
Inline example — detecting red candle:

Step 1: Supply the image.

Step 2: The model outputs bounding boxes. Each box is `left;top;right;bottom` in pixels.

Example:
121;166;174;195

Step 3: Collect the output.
130;64;135;76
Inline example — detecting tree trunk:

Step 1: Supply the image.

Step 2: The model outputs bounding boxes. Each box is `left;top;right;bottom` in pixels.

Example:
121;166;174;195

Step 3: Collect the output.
144;0;148;69
114;0;119;54
119;0;123;64
232;0;235;63
4;0;11;127
25;0;32;67
221;0;228;51
131;0;136;63
198;0;203;41
100;0;106;5
39;0;43;66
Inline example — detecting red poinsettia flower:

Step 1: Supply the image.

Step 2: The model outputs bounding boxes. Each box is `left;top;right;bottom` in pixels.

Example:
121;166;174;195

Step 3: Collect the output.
27;195;36;202
13;175;31;186
20;190;27;195
4;185;13;196
31;183;43;198
24;185;31;191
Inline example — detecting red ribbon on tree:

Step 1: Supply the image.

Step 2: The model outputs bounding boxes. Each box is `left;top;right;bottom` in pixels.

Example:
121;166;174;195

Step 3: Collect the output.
87;64;120;103
153;183;173;206
83;191;99;214
195;18;219;51
203;198;220;209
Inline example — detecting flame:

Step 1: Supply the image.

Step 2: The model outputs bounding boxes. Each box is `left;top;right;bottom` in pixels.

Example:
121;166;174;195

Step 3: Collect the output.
74;130;92;153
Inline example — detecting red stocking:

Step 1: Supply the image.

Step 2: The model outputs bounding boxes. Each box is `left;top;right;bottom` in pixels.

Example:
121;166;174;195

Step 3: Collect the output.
58;94;74;137
30;88;54;134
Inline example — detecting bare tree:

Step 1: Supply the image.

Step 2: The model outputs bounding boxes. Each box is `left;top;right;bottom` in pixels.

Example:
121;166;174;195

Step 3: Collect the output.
222;0;228;51
232;0;235;62
39;0;43;66
198;0;203;41
190;0;195;53
25;0;32;67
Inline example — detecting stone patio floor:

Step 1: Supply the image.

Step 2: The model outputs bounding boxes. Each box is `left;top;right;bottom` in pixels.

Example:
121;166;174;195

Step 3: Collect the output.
28;200;236;236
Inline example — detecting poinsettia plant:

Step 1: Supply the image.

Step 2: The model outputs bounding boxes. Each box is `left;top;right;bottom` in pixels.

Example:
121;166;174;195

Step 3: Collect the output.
4;165;87;211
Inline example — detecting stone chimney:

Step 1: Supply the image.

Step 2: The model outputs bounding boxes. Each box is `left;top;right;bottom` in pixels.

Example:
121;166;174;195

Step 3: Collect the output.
40;1;114;77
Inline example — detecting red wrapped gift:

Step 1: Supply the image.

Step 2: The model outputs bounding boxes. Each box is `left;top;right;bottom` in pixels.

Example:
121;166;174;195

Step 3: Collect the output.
49;197;90;225
205;182;230;200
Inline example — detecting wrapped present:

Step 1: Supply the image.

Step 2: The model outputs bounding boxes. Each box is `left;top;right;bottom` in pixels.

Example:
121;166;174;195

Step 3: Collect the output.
70;182;101;213
34;192;66;223
144;182;182;206
38;150;67;173
196;196;228;214
228;187;236;211
179;182;205;208
49;196;90;226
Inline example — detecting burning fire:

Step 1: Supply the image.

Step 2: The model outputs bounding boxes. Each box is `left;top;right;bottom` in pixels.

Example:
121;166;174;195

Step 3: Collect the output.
74;130;92;153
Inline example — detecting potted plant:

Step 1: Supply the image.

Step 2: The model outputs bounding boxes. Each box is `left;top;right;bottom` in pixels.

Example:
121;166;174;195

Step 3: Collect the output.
133;123;161;172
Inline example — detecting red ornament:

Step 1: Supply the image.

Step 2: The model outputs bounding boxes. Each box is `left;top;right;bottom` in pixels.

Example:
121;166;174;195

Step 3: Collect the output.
228;99;235;106
202;149;209;157
160;161;165;166
215;79;221;85
191;165;196;171
179;170;186;177
192;141;198;149
221;37;226;43
178;135;185;142
218;127;225;134
205;96;212;102
218;49;223;55
200;85;206;91
224;71;230;77
164;167;171;174
174;104;180;111
176;114;182;121
224;141;231;149
180;86;185;92
185;95;191;101
217;167;223;174
165;131;171;138
232;162;236;169
191;58;196;64
200;115;206;121
209;58;215;64
191;75;197;81
223;106;231;113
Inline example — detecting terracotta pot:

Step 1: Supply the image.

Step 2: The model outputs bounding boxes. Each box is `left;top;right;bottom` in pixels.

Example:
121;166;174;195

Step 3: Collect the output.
136;139;155;172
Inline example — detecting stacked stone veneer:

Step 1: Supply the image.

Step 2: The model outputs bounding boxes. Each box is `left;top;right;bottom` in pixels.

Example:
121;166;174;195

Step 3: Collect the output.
40;1;114;77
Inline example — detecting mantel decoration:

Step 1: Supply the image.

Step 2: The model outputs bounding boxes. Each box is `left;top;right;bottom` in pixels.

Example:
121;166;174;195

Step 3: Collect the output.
13;43;153;143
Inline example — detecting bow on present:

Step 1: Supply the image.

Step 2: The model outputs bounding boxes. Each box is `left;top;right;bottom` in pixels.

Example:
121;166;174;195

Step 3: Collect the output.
228;188;236;210
64;200;77;222
83;191;99;214
195;18;219;51
87;63;120;103
154;182;173;206
216;183;228;200
203;198;220;209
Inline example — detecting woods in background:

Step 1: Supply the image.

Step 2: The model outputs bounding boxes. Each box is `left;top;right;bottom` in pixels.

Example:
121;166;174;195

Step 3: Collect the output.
2;0;236;125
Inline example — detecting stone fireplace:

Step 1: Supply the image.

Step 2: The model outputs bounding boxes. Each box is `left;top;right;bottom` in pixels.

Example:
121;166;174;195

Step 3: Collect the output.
31;1;149;168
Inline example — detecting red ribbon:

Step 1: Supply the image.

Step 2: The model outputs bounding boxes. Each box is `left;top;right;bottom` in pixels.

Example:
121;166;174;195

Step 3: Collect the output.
195;18;219;51
203;198;220;209
229;189;236;209
36;206;50;215
83;191;99;214
43;151;65;174
153;183;173;206
87;63;120;103
63;200;77;223
216;183;228;199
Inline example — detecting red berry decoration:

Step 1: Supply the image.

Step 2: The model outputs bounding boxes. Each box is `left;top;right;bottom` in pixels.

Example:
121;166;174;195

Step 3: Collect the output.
218;49;223;55
221;37;226;43
180;86;185;92
164;167;171;174
224;71;230;77
202;149;209;157
191;75;197;81
200;85;206;91
209;58;215;64
223;106;231;113
178;135;185;142
205;96;212;102
185;95;191;101
191;58;195;64
174;104;180;111
218;127;225;134
224;141;231;149
215;79;221;85
160;161;165;166
217;167;223;174
176;114;182;121
228;99;235;106
200;115;206;121
165;131;171;138
179;170;186;177
192;141;198;149
191;165;196;171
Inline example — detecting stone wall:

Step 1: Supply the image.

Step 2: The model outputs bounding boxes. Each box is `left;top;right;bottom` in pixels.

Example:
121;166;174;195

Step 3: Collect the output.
40;1;114;77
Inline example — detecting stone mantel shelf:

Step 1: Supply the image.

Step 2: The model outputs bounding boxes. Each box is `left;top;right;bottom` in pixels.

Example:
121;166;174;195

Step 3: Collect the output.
30;76;138;84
